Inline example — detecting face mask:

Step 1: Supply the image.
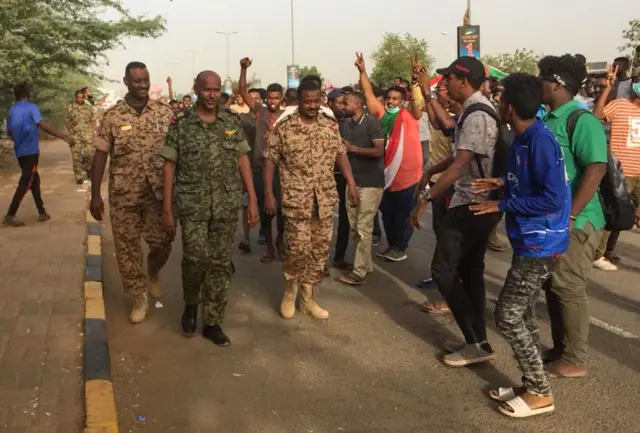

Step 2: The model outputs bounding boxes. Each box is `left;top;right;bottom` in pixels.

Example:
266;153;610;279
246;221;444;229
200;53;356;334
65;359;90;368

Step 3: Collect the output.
633;83;640;97
385;105;400;115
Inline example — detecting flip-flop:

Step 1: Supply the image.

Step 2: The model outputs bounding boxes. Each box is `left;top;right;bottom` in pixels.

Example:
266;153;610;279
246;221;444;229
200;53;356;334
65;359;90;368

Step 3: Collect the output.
498;396;555;418
3;217;25;227
416;278;436;289
419;300;450;314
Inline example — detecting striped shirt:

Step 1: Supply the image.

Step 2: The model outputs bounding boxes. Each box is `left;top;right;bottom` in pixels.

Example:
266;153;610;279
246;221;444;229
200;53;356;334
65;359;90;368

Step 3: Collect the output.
604;99;640;176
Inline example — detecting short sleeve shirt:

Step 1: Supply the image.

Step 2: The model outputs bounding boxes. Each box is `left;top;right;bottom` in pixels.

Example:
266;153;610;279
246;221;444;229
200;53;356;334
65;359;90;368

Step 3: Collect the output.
603;99;640;177
543;100;608;230
449;92;499;208
7;101;42;157
342;114;385;188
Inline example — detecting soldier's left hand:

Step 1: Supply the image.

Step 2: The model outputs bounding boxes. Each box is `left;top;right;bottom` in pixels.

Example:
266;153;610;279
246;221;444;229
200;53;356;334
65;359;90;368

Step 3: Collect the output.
247;200;259;228
347;185;359;207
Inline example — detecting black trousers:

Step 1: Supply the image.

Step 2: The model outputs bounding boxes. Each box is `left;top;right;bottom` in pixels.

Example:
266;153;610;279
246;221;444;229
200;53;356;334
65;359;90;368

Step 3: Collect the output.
431;204;502;344
334;173;350;260
7;154;45;217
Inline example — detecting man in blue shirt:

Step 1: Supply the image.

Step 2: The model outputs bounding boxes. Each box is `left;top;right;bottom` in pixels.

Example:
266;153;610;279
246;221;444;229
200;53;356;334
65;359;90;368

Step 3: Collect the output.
470;74;570;419
5;83;73;227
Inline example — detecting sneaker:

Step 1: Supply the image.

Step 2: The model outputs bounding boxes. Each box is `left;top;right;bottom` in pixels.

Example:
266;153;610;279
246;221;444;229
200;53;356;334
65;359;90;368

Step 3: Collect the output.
372;235;381;247
442;343;496;367
443;340;466;353
339;272;366;286
376;248;393;260
593;257;617;271
604;251;621;265
384;248;407;262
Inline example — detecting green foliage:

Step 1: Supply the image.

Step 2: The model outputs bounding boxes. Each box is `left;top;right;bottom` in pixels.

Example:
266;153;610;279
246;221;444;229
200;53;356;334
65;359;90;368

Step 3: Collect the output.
0;0;166;129
370;33;434;86
299;66;323;82
481;49;540;75
619;19;640;55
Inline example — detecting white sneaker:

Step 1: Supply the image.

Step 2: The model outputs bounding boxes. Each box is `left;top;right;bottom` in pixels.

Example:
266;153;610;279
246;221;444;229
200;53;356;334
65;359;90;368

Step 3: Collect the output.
593;257;618;271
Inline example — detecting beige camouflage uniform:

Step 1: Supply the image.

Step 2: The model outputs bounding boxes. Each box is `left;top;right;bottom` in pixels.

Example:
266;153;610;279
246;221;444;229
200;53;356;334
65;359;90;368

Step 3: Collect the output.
161;108;250;326
67;103;95;181
264;112;345;284
94;99;175;297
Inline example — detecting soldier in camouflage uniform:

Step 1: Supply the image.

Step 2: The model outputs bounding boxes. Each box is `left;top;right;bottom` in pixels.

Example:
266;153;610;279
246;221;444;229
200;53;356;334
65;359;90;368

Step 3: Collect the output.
66;89;96;183
161;70;258;346
90;61;175;324
263;79;358;320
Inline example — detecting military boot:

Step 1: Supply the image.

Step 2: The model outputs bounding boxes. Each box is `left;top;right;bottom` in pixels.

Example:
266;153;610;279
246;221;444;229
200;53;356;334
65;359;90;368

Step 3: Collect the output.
129;293;149;324
148;278;163;299
300;283;329;320
280;280;299;319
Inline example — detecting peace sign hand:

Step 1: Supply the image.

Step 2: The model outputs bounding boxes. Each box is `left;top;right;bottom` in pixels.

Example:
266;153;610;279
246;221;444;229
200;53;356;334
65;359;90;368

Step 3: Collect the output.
606;64;619;90
354;52;366;72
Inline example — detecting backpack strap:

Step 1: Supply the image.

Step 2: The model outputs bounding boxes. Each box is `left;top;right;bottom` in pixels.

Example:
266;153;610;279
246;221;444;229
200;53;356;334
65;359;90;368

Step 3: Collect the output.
457;103;500;178
565;108;591;156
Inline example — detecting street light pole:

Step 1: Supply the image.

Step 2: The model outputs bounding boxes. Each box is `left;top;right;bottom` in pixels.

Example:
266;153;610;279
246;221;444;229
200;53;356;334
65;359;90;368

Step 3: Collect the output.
184;50;198;81
467;0;471;22
216;31;239;79
290;0;295;64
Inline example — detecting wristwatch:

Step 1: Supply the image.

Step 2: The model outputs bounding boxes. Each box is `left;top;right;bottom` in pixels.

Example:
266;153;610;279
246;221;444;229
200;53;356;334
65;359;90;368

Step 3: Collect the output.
420;185;432;202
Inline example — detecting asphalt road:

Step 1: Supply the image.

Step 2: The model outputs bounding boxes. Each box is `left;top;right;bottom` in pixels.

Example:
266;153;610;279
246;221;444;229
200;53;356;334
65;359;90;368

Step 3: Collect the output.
102;205;640;433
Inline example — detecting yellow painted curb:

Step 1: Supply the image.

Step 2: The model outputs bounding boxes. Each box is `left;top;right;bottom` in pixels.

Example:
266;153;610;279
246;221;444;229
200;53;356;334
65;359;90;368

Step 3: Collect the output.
85;297;106;320
88;234;101;256
85;281;104;300
85;379;119;433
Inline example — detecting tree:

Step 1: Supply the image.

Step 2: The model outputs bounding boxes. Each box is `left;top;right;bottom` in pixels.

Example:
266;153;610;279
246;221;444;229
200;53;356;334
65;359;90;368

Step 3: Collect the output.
481;49;540;75
0;0;166;129
299;66;323;82
619;19;640;55
369;33;434;86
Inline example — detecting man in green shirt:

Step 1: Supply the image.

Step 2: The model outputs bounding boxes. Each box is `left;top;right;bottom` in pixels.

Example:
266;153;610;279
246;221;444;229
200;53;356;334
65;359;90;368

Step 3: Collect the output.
539;54;607;378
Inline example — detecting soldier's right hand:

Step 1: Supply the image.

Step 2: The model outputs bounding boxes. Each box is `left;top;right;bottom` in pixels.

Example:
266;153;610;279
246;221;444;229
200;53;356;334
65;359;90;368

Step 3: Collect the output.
89;196;104;221
162;210;177;235
264;193;277;216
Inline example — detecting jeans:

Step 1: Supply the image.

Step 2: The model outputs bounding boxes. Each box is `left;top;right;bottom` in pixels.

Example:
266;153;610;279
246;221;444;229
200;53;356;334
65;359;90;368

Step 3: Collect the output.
334;173;350;260
7;153;45;217
379;183;417;252
495;256;557;397
431;205;502;344
429;182;454;236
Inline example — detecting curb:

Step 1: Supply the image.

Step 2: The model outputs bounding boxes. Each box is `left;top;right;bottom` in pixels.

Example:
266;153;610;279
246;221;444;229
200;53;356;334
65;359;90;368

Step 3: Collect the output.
84;207;119;433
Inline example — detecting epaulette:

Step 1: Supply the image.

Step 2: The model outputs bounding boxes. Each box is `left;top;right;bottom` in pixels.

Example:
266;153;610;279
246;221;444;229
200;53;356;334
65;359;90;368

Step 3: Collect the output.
152;98;173;110
320;111;339;123
219;107;243;123
101;99;125;117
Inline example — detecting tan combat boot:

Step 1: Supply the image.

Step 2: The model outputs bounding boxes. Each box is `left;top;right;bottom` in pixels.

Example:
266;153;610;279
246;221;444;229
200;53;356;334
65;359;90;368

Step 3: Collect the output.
129;292;149;324
148;278;163;299
280;280;299;319
300;282;329;320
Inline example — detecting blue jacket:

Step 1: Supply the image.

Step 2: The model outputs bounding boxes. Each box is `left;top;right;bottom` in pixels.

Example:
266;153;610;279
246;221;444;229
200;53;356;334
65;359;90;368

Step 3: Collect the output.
498;120;570;257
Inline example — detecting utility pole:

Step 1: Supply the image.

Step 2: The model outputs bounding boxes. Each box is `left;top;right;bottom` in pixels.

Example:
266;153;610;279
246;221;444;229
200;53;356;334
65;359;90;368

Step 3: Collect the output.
216;31;238;79
467;0;471;22
290;0;295;64
184;50;198;82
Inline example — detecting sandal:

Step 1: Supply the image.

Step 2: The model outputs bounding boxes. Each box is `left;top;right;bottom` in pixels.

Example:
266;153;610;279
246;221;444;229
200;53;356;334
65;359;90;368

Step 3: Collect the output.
416;277;436;289
489;387;521;402
419;300;450;314
238;241;251;254
3;216;25;227
260;254;275;264
498;396;555;418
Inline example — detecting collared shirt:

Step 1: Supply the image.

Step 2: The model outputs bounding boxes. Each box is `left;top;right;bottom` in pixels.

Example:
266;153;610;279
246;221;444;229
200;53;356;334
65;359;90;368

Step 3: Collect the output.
94;98;173;204
342;113;385;188
450;91;499;208
7;100;42;158
67;103;95;140
264;112;346;219
543;100;607;230
161;109;250;221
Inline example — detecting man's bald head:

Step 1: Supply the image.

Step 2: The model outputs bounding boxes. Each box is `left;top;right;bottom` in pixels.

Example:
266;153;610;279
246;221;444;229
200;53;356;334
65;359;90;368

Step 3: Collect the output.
195;70;221;88
194;70;223;111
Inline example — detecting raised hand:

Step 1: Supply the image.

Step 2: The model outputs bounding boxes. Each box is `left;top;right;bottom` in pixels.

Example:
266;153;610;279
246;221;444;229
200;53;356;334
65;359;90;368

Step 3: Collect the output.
166;76;172;86
240;57;252;69
606;64;618;90
354;52;366;72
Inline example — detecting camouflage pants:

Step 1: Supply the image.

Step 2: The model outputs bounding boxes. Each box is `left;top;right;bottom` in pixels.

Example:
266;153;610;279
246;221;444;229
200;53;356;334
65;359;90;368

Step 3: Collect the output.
109;186;175;297
181;218;237;325
494;255;557;397
70;138;93;181
283;216;333;284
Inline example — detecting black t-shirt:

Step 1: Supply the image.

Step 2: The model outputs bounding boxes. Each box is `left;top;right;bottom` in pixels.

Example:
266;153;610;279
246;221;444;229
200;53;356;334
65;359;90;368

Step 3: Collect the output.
238;112;257;163
342;114;385;188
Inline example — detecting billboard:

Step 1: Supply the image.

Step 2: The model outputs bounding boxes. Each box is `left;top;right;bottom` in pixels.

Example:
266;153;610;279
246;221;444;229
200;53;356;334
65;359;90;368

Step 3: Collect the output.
287;64;300;89
224;79;233;95
457;25;481;59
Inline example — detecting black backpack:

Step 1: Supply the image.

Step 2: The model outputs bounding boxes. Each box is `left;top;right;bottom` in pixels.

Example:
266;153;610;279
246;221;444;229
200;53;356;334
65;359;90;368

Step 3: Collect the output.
566;109;637;231
457;103;513;180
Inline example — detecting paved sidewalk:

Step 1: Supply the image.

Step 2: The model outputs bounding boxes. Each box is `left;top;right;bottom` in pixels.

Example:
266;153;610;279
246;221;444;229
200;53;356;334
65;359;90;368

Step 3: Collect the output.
0;141;86;432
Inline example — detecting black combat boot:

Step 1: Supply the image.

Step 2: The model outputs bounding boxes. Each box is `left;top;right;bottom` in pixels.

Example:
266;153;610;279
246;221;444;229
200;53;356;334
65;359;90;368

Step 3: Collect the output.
181;305;198;337
202;324;231;346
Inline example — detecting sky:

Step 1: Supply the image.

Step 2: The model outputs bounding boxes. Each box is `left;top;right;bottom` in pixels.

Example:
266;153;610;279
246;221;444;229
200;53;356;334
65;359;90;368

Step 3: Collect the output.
100;0;639;98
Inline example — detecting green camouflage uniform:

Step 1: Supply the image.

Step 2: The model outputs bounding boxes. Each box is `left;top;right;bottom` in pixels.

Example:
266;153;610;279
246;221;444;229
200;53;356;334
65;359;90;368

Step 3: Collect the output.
67;103;95;181
161;108;250;326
